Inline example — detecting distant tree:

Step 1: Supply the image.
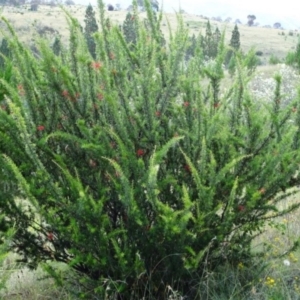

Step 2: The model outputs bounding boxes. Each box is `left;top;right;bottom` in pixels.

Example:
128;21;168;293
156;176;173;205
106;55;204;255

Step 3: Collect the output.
107;3;114;11
200;21;220;60
84;4;99;59
247;14;256;26
0;38;11;68
185;34;197;61
122;12;138;47
230;24;240;50
225;24;240;67
137;0;159;12
52;36;61;56
151;0;159;12
65;0;74;5
201;20;213;59
213;27;221;55
30;1;39;11
273;22;281;29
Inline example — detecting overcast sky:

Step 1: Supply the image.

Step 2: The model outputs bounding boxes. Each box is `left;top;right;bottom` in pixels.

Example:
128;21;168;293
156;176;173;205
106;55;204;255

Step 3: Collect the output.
76;0;300;29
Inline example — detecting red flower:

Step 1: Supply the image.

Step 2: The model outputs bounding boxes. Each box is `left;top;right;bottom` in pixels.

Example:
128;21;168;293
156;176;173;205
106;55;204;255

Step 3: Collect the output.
47;232;54;241
184;164;191;173
97;93;104;100
89;159;97;168
17;84;25;96
238;205;245;212
109;52;115;60
37;125;45;131
259;187;266;194
136;149;145;157
51;66;58;73
155;111;161;117
214;102;220;108
183;101;189;107
91;61;102;70
62;90;69;98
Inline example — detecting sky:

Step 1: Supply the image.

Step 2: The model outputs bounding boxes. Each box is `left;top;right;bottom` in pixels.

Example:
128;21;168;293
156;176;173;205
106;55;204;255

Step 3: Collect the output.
76;0;300;29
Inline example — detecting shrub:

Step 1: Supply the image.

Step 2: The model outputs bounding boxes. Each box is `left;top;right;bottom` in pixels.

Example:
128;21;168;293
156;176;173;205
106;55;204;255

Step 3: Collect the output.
285;39;300;71
269;54;281;65
84;4;98;59
30;2;38;11
107;4;114;11
1;1;300;298
286;51;296;66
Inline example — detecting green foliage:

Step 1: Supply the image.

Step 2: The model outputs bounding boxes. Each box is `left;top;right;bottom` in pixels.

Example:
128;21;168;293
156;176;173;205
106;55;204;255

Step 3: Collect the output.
230;24;240;50
201;21;221;59
122;12;138;46
226;24;240;66
228;54;236;77
0;38;13;103
242;48;260;75
84;4;98;58
269;54;282;65
285;39;300;71
286;51;296;66
52;36;62;56
1;1;300;298
0;229;15;294
0;38;11;68
185;33;197;61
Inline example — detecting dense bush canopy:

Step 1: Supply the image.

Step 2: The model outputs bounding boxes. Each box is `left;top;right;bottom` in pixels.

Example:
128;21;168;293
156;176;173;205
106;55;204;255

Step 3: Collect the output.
1;1;300;298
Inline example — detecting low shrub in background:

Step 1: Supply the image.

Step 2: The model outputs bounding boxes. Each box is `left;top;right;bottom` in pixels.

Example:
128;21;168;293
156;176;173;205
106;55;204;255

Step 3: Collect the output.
1;0;300;298
285;38;300;71
269;54;282;65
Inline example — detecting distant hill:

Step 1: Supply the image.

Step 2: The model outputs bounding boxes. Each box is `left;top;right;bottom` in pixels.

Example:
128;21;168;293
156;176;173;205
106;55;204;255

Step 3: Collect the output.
75;0;300;30
1;4;299;64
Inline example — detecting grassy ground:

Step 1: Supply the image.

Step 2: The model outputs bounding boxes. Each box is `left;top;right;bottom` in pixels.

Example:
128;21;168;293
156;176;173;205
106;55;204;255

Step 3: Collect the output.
0;4;298;62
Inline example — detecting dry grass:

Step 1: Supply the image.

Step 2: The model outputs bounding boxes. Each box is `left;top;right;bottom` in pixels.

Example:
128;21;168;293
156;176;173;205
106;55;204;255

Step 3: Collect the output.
0;254;72;300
